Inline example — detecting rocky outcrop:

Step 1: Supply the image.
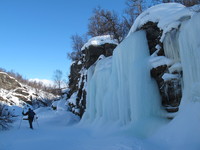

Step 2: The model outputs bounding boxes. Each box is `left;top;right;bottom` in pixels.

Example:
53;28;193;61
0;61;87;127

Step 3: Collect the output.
0;72;21;90
151;66;182;112
141;22;182;113
0;72;55;108
141;22;164;56
67;42;117;117
83;43;117;69
141;22;182;112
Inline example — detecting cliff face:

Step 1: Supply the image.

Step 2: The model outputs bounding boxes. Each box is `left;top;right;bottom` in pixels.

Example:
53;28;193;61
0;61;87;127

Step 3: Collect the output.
141;22;182;113
67;4;200;119
67;36;117;117
67;24;182;118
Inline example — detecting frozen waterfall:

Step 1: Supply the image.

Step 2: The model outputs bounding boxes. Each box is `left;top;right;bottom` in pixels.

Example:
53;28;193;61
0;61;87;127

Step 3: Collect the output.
179;13;200;104
82;31;165;136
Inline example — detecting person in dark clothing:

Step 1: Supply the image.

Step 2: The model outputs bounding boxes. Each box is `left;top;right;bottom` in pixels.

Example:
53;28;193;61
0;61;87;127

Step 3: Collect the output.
22;108;36;129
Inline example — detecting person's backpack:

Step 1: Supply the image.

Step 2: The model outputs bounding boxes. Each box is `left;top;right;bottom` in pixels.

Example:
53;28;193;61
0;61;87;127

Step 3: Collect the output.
29;110;35;118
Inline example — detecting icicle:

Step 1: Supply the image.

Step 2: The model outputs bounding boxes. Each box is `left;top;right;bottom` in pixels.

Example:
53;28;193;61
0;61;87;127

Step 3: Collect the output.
163;29;180;62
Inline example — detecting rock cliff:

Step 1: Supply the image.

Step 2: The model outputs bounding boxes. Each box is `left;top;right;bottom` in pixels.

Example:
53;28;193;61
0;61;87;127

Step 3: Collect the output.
67;36;117;117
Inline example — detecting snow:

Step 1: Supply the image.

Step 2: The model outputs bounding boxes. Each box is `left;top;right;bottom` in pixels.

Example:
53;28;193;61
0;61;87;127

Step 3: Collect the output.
162;73;180;81
68;92;78;105
0;107;143;150
149;55;174;68
2;3;200;150
127;3;197;41
168;62;182;73
81;35;118;50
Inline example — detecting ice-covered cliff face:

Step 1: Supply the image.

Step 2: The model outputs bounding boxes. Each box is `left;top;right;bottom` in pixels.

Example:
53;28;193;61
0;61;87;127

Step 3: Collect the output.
81;3;200;137
82;31;164;136
67;36;117;117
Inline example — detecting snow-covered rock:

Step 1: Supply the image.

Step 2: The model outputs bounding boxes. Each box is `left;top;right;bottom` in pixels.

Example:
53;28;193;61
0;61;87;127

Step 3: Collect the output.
0;72;56;116
81;35;118;51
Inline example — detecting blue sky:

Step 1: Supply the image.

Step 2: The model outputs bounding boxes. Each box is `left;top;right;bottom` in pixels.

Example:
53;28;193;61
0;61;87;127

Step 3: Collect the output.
0;0;125;81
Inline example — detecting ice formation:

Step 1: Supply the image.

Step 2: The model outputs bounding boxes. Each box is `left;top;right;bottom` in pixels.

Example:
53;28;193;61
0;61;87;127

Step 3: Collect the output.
81;3;200;139
82;31;164;136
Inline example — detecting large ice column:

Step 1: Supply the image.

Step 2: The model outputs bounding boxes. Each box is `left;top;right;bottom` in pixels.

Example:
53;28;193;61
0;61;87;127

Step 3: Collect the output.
179;13;200;103
82;30;163;130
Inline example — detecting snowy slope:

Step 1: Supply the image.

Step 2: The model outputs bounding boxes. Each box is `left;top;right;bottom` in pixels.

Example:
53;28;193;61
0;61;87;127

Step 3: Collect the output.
0;108;142;150
0;72;56;116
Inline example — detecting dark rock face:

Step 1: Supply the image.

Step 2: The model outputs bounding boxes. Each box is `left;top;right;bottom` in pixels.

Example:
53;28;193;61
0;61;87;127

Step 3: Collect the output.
0;72;21;90
151;66;182;112
161;79;182;109
141;22;182;114
67;43;117;117
141;22;163;55
68;61;83;97
83;43;117;69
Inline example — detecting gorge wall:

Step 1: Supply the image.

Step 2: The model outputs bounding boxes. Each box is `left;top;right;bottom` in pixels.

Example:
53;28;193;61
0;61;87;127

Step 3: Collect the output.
66;3;200;123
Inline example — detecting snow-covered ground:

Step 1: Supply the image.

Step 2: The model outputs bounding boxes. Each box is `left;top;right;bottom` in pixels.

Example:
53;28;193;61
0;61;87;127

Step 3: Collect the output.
1;105;200;150
0;108;144;150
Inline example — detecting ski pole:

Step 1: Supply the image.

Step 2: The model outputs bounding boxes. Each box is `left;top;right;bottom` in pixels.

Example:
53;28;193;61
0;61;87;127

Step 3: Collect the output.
18;115;23;129
19;107;25;129
34;115;39;128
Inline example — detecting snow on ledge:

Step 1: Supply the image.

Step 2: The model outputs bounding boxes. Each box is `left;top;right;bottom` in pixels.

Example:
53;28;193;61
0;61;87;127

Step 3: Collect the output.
162;73;180;81
81;35;118;51
149;56;174;69
169;62;182;73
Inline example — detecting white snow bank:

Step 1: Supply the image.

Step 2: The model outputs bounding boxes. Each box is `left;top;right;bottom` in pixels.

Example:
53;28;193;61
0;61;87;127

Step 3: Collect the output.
81;35;118;50
147;102;200;150
34;107;80;126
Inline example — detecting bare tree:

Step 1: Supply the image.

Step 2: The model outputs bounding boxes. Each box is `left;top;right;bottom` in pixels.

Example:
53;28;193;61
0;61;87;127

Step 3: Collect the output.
53;70;63;95
67;34;87;61
161;0;200;6
123;0;152;34
88;7;124;43
176;0;200;6
0;104;12;130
